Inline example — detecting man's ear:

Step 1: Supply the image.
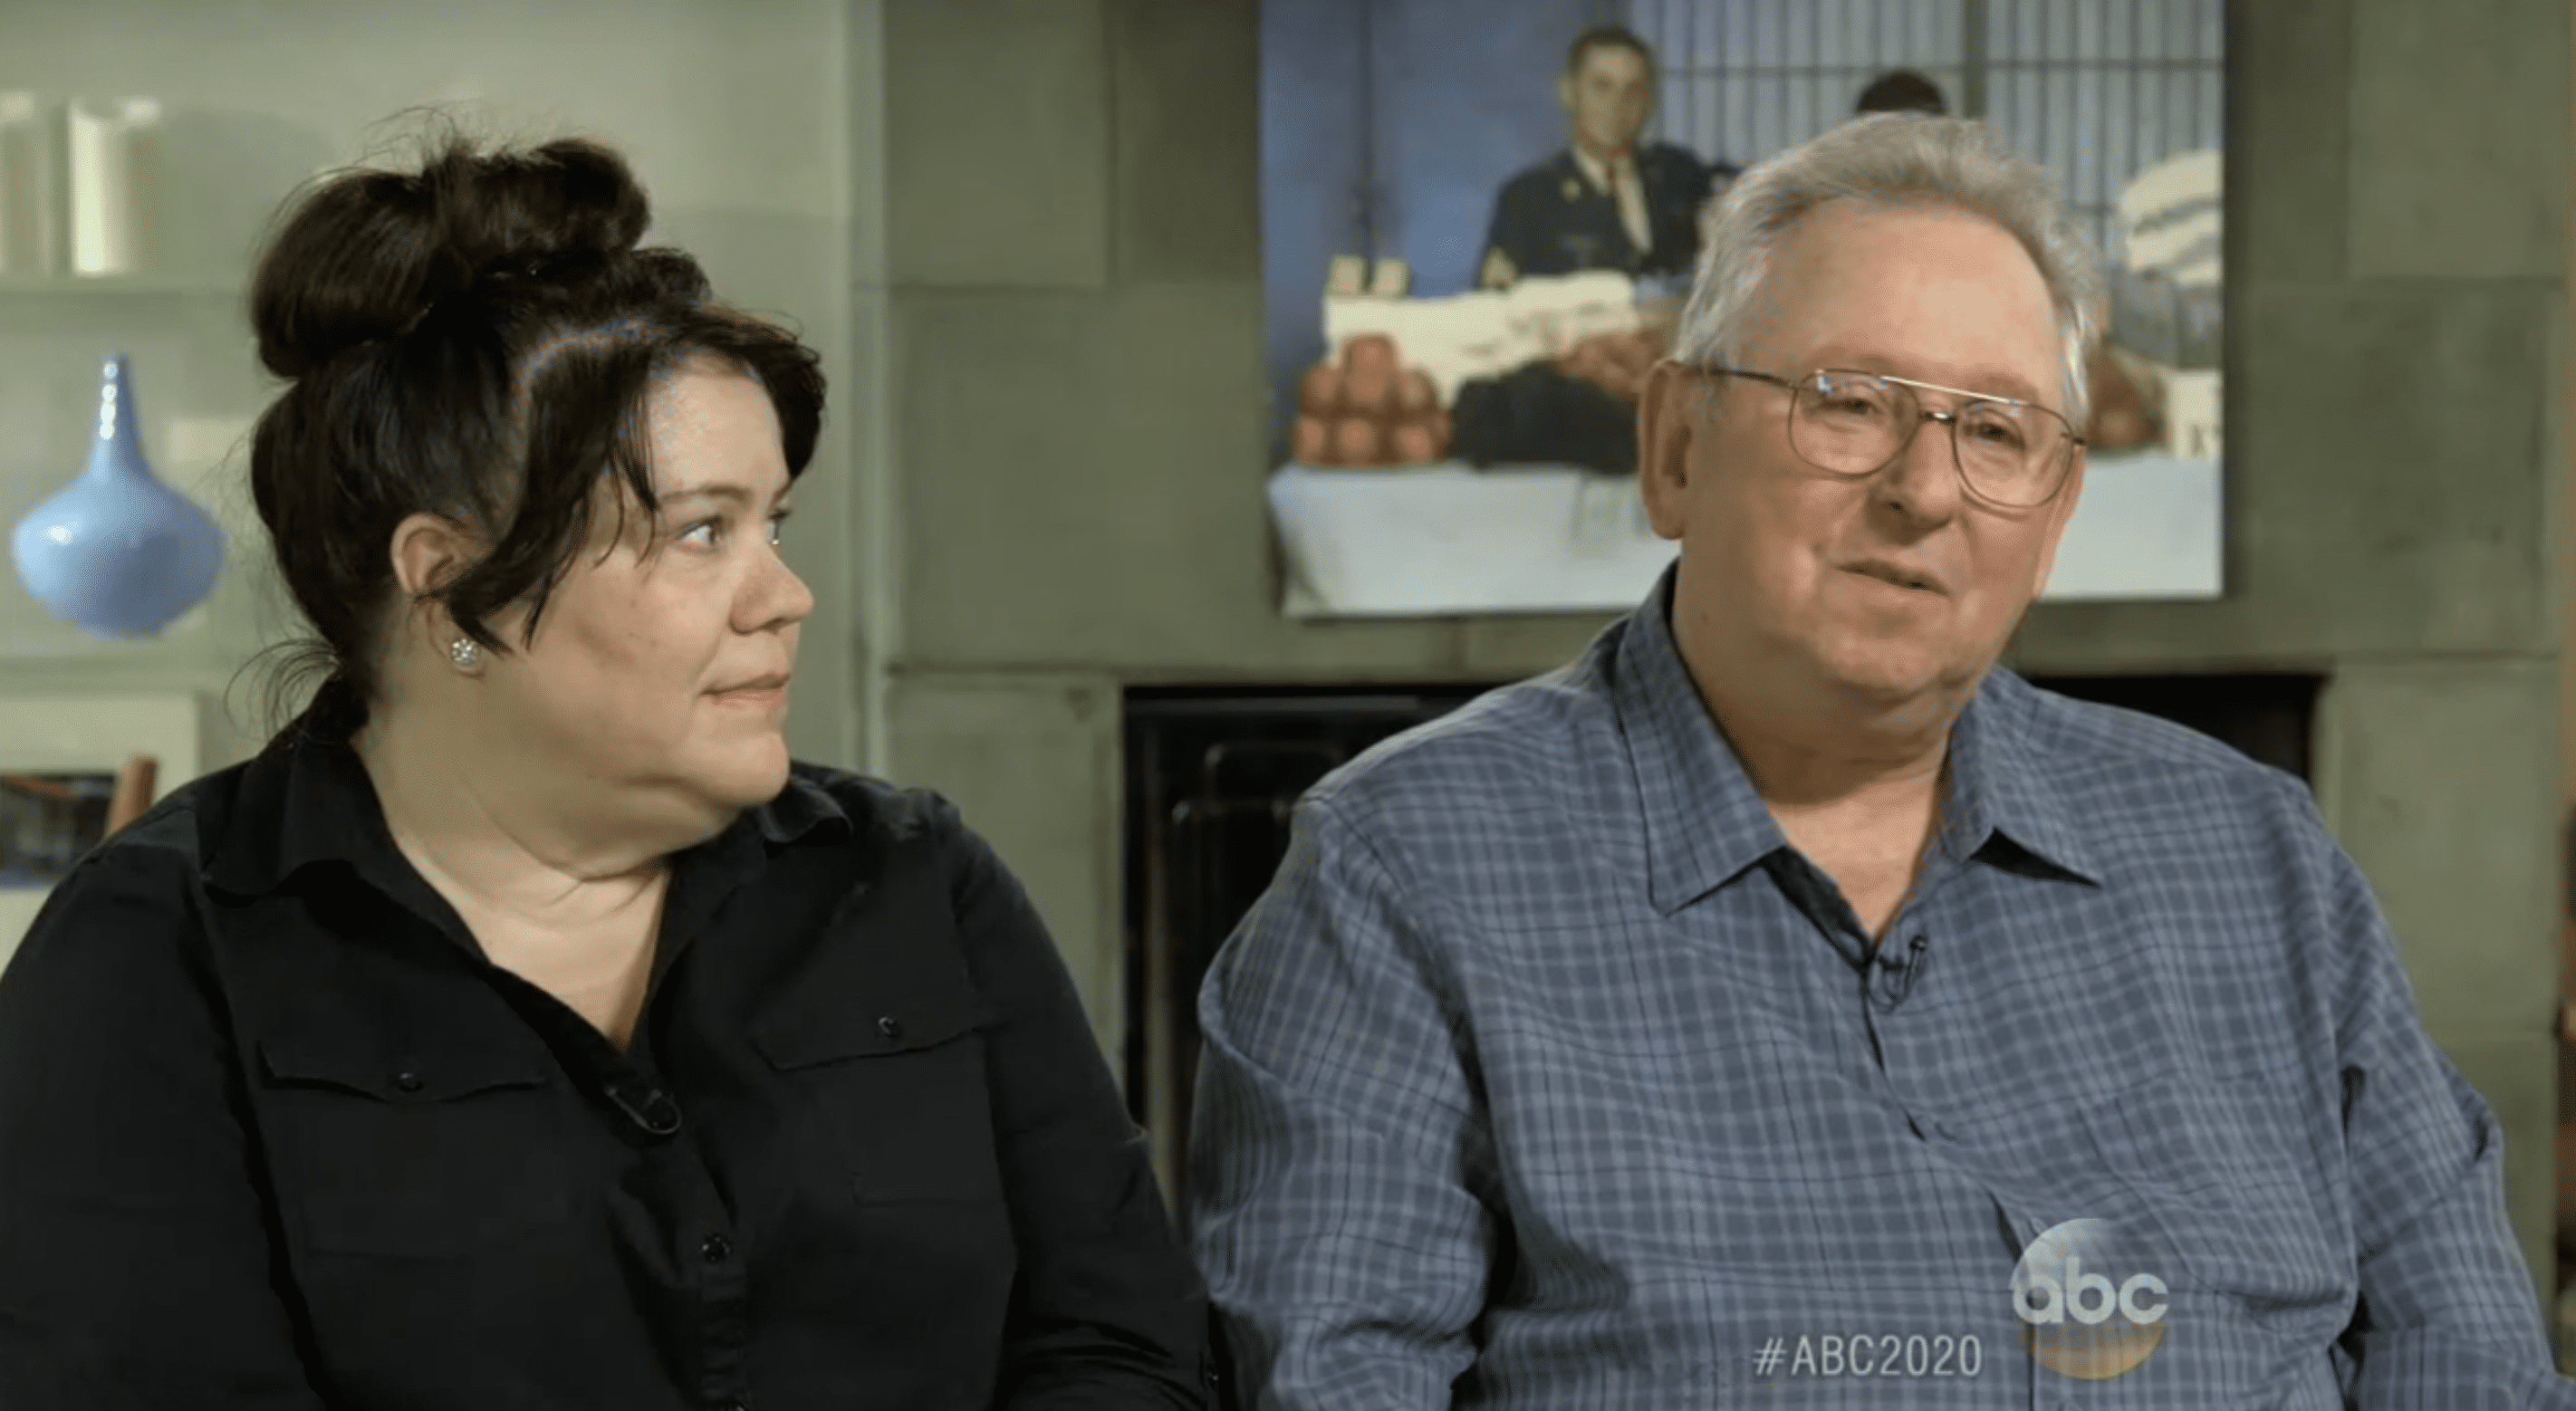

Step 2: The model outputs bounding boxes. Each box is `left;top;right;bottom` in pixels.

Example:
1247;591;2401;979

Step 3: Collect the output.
1638;360;1700;542
2026;445;2088;599
1557;73;1575;118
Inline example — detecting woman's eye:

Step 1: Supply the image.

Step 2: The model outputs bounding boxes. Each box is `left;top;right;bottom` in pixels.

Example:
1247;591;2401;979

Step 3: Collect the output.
678;520;721;548
766;513;789;546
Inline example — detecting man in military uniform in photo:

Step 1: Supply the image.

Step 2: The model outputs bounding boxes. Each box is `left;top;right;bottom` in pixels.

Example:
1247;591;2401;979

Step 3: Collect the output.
1476;25;1723;288
1457;25;1730;473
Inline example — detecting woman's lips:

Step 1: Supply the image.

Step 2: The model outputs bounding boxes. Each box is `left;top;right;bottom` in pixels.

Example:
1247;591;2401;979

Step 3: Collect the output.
708;675;791;706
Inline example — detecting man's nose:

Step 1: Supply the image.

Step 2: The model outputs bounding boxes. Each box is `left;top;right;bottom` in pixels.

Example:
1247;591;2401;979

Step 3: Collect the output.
1878;412;1965;515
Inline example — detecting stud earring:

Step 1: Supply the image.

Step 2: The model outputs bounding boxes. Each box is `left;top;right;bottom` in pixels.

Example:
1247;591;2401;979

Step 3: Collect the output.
447;636;482;669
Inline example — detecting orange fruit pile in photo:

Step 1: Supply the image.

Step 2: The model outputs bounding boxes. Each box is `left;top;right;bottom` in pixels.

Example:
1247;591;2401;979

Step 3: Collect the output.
1292;334;1452;467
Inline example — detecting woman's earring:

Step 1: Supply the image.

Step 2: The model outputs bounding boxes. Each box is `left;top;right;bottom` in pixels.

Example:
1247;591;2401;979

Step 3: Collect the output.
447;636;482;670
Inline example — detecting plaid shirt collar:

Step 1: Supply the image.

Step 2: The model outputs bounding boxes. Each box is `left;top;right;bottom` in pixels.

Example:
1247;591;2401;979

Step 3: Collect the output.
1611;565;2101;917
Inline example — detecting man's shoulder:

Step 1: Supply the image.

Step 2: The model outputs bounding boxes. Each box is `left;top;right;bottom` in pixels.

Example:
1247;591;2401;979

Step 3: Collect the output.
1307;664;1620;830
1991;671;2312;817
1495;150;1577;204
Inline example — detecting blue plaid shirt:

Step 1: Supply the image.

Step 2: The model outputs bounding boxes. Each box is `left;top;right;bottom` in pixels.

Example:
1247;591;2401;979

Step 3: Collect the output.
1191;570;2571;1408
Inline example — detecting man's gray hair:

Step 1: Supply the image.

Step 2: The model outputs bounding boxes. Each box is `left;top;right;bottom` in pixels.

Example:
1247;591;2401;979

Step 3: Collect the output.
1671;113;2103;427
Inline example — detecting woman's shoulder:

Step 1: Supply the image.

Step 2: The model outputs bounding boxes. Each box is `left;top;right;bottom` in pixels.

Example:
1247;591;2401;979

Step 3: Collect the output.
57;759;252;893
5;762;255;983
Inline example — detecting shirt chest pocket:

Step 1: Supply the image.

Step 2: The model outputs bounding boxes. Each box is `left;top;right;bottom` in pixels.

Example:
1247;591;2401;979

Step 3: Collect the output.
2077;1077;2351;1334
749;988;1004;1206
257;1032;572;1259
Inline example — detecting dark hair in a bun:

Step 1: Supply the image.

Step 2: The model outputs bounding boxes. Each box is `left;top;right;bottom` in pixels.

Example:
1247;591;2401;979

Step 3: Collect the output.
245;133;824;743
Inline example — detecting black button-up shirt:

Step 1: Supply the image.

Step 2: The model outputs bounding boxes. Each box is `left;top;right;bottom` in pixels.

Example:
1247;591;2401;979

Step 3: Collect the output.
0;725;1210;1409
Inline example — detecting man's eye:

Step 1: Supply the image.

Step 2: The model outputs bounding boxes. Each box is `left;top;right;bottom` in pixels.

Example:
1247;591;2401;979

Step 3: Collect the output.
1964;413;2028;448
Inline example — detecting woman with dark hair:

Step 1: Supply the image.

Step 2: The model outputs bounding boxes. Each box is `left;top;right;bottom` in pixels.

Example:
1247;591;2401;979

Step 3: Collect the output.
0;135;1211;1410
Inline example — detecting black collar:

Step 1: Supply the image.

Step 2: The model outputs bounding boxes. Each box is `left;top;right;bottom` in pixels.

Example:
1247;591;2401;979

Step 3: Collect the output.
203;716;850;901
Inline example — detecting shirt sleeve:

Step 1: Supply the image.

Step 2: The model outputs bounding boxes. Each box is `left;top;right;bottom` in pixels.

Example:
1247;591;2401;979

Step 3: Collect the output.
0;847;329;1410
1188;796;1495;1411
2309;823;2576;1407
947;817;1213;1411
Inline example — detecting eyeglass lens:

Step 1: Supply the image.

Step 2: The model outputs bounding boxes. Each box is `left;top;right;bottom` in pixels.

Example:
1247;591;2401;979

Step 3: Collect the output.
1790;370;2068;504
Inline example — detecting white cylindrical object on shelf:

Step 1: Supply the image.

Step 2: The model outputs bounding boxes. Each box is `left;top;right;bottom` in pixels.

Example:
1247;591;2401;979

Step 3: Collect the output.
65;96;159;278
0;92;55;275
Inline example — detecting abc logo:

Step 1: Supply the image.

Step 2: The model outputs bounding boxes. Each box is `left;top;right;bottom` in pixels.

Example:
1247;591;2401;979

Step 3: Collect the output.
2009;1218;2169;1380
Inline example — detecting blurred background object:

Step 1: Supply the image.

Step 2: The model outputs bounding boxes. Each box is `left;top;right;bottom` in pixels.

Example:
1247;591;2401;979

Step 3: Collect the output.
11;351;225;638
0;91;56;275
65;96;159;278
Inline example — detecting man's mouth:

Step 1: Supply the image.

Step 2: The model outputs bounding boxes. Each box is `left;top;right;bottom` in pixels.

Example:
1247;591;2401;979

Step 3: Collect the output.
1846;561;1944;595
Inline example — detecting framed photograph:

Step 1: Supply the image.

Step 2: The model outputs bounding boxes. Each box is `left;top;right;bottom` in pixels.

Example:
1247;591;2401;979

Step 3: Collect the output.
1261;0;2225;617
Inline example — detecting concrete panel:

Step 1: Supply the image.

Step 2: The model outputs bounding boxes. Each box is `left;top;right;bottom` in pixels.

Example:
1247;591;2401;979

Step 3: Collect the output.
2011;282;2558;671
882;670;1125;1063
2321;658;2559;1039
2232;0;2350;286
2349;0;2568;281
1109;0;1263;283
2443;1034;2561;1308
892;283;1468;677
1459;612;1622;683
883;0;1111;289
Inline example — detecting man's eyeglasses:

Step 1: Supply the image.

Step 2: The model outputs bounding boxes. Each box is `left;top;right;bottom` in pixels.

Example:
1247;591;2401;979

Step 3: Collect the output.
1704;367;2083;510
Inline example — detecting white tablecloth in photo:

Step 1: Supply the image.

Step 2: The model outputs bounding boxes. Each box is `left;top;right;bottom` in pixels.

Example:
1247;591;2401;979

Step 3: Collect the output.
1266;454;2222;619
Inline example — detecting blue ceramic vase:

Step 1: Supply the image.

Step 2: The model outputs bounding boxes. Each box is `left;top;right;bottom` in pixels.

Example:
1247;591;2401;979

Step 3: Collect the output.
12;353;224;638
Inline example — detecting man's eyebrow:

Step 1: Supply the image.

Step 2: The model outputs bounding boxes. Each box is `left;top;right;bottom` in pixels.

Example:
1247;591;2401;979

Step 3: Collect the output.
1814;353;2048;405
1948;368;2046;403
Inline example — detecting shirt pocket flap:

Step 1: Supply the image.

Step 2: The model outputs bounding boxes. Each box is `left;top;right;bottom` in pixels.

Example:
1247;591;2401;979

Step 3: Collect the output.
259;1031;552;1103
747;984;989;1070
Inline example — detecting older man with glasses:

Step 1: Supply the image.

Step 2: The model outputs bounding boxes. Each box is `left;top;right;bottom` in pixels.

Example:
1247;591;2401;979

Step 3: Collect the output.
1190;114;2574;1408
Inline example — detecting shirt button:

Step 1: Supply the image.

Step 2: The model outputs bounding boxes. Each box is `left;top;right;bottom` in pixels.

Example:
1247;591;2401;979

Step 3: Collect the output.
876;1015;902;1040
701;1233;732;1263
393;1071;424;1094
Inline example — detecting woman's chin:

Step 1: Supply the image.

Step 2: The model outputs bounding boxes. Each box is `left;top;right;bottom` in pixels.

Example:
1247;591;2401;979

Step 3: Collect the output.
678;738;793;812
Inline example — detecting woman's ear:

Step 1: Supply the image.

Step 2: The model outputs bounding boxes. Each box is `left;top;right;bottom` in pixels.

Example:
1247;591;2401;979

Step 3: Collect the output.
384;512;488;660
387;512;476;603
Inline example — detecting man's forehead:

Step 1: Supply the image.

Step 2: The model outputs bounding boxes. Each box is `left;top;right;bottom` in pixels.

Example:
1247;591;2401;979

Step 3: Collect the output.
1577;46;1651;82
1751;202;2061;394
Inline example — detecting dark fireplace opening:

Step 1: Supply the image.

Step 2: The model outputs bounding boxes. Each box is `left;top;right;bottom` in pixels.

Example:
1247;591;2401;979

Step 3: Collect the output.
1123;671;2325;1205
